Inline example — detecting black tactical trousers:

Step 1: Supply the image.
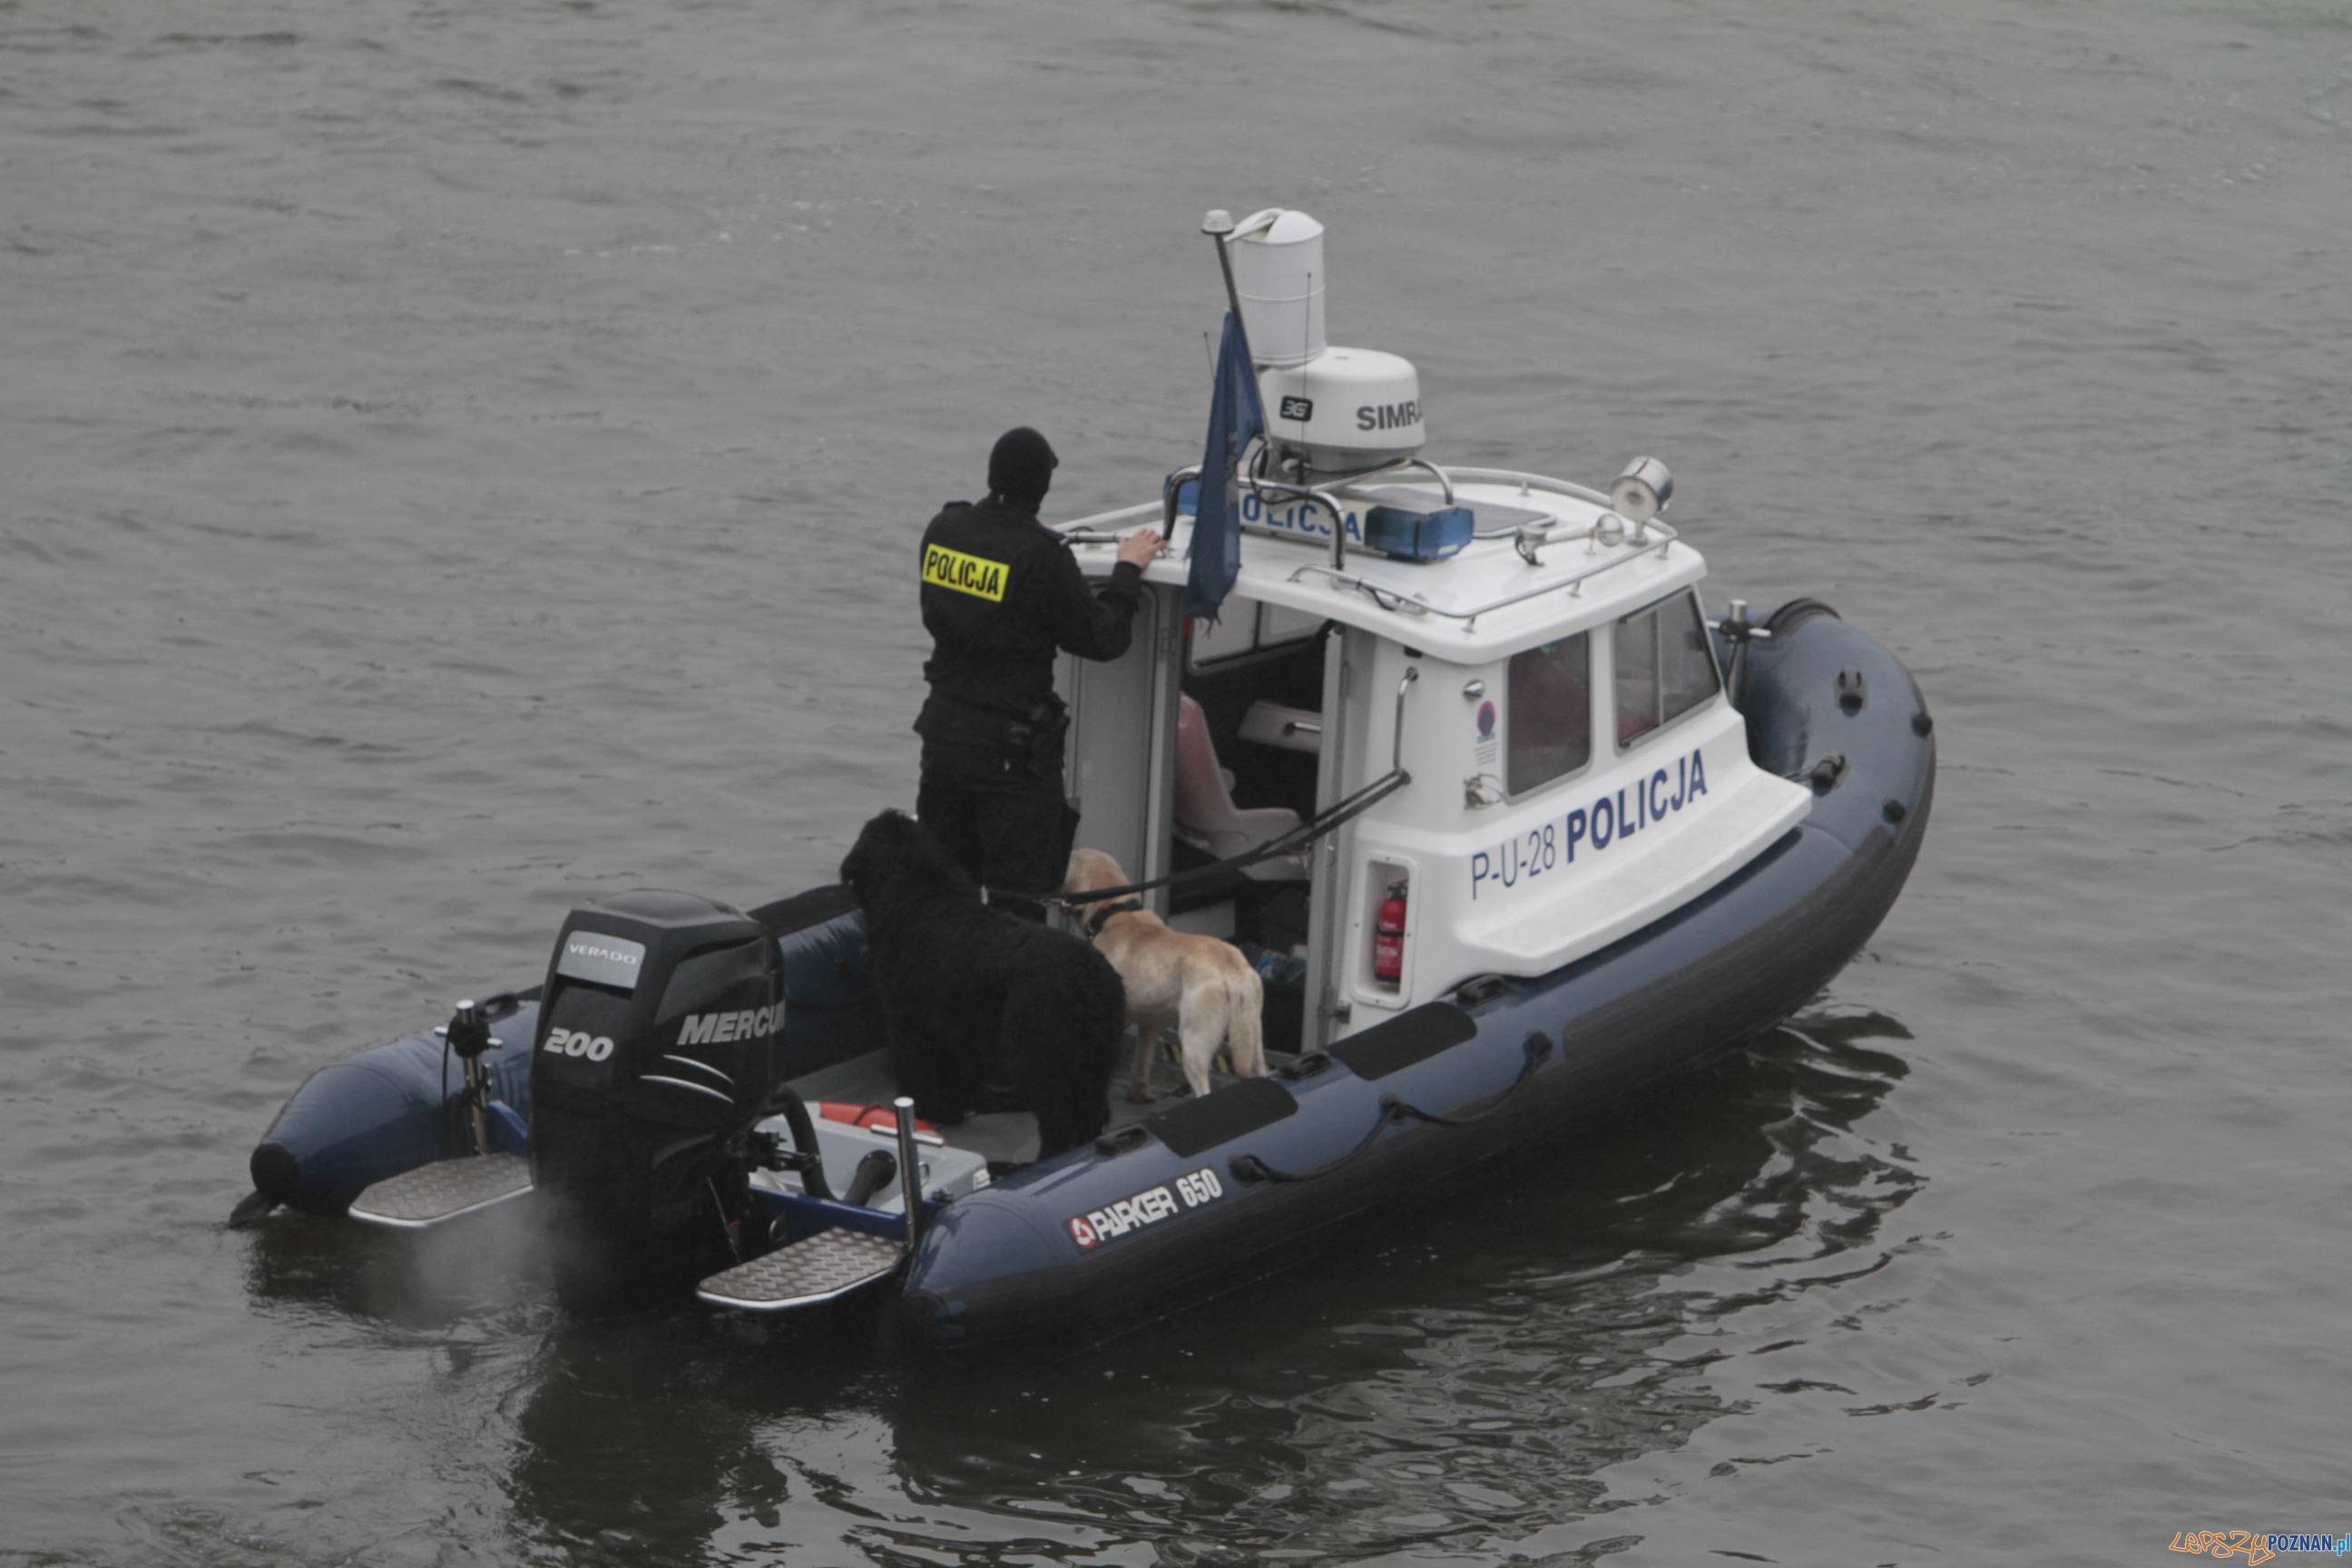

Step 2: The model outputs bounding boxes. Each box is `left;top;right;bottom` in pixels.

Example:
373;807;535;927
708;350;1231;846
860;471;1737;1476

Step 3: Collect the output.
915;740;1077;922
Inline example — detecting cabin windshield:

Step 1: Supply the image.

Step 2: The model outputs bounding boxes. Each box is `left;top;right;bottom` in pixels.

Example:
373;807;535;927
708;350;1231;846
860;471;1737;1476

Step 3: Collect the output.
1614;590;1720;750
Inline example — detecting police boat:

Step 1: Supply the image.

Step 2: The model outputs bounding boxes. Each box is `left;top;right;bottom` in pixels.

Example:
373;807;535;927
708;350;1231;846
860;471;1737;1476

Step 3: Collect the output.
236;208;1935;1349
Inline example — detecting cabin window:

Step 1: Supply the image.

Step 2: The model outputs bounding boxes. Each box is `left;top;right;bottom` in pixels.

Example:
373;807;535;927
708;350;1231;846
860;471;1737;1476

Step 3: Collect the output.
1189;596;1323;669
1614;591;1721;749
1187;598;1259;666
1506;633;1592;797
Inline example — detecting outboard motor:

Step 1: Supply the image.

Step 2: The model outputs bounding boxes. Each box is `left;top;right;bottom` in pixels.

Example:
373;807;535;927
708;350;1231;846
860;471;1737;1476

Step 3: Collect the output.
530;890;784;1312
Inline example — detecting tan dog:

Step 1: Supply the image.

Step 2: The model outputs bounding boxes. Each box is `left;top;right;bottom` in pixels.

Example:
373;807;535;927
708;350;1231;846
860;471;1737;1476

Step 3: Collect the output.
1063;848;1267;1102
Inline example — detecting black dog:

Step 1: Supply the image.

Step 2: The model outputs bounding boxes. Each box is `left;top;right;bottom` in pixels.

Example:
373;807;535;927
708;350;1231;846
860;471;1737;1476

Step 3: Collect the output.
839;809;1122;1159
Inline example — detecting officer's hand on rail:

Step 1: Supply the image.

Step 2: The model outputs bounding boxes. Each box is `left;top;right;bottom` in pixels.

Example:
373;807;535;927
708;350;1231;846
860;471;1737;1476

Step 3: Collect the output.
1115;529;1167;570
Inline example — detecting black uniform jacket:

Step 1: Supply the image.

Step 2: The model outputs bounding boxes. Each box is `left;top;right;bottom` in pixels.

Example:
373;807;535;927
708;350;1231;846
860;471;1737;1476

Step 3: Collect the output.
915;497;1145;740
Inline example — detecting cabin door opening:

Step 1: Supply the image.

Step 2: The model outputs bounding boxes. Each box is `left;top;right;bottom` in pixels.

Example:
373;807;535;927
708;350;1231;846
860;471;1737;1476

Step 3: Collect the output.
1169;599;1348;1055
1057;583;1183;916
1063;585;1370;1061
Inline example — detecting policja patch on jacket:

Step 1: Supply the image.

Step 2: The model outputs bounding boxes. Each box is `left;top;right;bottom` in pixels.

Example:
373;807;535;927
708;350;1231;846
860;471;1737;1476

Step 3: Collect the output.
921;543;1008;603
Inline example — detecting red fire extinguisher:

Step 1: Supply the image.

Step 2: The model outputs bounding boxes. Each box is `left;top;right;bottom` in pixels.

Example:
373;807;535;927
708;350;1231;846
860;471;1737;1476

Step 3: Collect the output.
1374;879;1407;988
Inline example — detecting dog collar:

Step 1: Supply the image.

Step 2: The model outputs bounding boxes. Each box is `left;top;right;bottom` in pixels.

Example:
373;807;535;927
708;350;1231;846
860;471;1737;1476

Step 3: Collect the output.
1083;897;1145;938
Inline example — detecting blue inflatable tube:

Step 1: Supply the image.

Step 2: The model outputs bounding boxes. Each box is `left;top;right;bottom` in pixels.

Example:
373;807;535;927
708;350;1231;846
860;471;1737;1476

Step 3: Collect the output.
247;897;884;1216
247;1006;539;1215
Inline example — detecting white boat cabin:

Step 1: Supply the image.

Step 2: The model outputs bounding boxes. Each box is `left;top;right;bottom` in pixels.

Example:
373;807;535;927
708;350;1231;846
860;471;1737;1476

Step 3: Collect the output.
1044;206;1808;1053
1051;467;1810;1054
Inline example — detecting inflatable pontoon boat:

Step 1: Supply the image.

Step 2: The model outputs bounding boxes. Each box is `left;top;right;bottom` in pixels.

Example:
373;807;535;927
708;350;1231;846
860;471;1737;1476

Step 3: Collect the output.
239;209;1934;1351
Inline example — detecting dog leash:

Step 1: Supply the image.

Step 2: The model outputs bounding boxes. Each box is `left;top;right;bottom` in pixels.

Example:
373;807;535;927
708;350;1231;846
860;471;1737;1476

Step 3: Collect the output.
1002;765;1413;914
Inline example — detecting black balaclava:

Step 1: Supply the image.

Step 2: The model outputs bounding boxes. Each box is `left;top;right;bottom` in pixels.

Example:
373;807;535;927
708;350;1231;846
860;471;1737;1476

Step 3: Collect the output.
986;426;1058;511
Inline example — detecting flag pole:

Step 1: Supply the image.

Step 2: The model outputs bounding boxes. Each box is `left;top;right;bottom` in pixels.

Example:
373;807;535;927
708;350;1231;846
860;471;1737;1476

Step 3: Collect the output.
1187;211;1273;626
1200;210;1270;560
1200;210;1252;362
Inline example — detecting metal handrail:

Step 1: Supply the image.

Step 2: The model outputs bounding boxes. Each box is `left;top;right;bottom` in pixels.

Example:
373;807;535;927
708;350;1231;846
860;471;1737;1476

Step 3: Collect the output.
1051;500;1164;544
1056;465;1671;633
1345;466;1614;540
1341;456;1455;506
1163;465;1200;537
1257;453;1459;507
1392;666;1418;773
1079;456;1461;554
1286;567;1433;618
1434;466;1614;510
1232;473;1357;569
1241;456;1460;570
1286;517;1681;631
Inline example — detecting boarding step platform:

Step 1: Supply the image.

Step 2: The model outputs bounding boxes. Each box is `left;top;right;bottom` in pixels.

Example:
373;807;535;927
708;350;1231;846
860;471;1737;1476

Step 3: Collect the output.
696;1227;903;1312
348;1154;534;1230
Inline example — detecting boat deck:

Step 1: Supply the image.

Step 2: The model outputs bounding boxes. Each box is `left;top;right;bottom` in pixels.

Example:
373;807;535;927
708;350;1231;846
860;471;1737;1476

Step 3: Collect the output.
788;1040;1269;1167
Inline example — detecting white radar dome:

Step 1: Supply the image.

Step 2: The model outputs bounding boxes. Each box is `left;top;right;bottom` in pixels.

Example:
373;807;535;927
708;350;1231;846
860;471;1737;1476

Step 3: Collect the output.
1229;208;1327;368
1259;347;1424;476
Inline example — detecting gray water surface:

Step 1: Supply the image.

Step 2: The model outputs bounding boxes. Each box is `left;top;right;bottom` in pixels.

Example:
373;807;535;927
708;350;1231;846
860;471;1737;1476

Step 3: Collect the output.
5;2;2347;1563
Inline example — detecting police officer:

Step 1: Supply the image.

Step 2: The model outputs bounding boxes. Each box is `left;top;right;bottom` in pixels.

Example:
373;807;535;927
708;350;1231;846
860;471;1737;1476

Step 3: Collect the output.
914;426;1164;916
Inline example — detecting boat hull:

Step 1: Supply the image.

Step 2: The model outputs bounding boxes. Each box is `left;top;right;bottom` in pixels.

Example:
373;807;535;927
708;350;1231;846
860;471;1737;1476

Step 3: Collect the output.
248;1014;540;1216
246;886;880;1217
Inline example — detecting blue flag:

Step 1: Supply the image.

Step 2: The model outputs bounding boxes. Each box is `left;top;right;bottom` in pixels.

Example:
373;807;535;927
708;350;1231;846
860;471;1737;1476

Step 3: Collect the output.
1184;311;1265;625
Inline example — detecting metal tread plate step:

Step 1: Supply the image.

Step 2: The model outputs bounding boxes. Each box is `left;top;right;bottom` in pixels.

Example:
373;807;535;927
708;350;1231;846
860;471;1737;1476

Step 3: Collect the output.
349;1154;534;1229
697;1227;903;1312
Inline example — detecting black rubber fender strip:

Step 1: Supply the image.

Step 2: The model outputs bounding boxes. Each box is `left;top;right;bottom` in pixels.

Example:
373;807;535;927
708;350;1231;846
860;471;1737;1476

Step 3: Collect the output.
1326;1003;1478;1082
1145;1075;1298;1160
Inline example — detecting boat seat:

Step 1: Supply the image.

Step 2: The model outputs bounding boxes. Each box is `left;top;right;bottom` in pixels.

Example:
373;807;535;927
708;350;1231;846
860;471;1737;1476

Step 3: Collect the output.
1174;694;1308;880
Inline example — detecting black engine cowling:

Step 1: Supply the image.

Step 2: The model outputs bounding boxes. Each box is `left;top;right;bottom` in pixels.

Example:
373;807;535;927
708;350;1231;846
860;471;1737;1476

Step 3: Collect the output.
530;890;783;1311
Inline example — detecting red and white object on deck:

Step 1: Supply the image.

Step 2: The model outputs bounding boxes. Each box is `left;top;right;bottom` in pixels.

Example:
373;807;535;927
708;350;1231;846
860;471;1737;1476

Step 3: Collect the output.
819;1102;939;1140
